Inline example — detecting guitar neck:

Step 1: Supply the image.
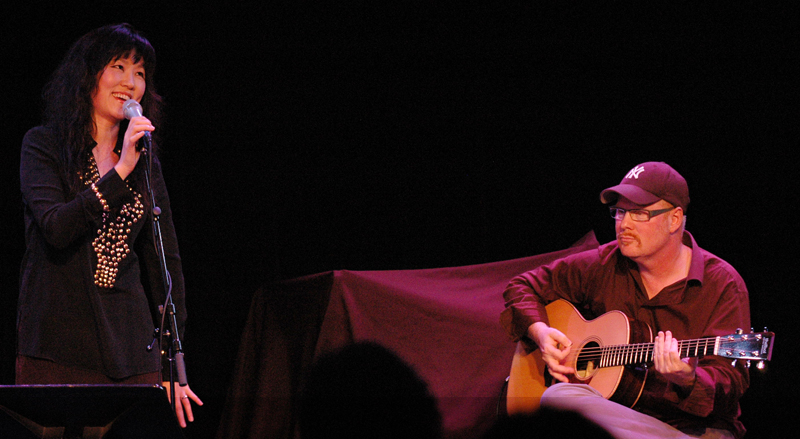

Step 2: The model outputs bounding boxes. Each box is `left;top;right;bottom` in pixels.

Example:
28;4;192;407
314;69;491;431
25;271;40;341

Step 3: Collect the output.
595;337;719;368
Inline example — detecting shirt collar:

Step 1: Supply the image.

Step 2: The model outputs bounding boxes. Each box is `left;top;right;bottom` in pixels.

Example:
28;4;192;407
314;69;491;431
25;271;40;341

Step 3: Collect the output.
604;229;705;286
606;230;705;306
683;231;705;285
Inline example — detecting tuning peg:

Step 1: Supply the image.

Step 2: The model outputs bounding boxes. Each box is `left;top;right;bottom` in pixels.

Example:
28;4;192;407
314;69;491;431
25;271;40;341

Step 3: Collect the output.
735;328;743;334
756;361;767;371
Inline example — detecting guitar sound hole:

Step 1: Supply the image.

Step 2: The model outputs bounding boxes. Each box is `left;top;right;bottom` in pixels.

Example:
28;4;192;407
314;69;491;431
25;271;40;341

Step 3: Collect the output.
575;341;600;379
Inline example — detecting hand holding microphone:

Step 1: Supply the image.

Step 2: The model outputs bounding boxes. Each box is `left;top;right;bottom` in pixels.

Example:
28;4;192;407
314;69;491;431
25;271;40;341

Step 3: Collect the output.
122;99;154;151
115;99;154;179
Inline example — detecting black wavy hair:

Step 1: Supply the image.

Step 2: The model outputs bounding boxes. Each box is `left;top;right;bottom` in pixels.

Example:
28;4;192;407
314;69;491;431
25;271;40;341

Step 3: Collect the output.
42;23;163;196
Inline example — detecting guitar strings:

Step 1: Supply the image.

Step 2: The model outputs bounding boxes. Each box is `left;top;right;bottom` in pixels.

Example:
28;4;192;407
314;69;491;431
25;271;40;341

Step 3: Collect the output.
570;338;718;364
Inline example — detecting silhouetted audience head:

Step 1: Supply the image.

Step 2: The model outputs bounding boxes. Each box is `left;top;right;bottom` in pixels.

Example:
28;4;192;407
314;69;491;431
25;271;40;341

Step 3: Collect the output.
299;341;442;439
483;406;614;439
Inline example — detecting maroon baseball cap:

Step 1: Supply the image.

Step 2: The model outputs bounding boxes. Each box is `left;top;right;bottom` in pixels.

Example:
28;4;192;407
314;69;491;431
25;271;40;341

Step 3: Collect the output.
600;162;690;211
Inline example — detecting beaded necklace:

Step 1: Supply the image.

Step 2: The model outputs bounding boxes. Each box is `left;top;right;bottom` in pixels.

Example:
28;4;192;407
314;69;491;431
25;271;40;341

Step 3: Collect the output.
80;154;145;288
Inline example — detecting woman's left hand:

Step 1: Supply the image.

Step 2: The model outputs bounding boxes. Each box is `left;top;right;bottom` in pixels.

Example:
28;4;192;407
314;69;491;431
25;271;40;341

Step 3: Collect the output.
163;381;204;428
115;115;154;180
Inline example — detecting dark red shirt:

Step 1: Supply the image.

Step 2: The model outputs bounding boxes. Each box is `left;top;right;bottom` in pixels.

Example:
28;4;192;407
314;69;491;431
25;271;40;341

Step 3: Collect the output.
501;232;751;438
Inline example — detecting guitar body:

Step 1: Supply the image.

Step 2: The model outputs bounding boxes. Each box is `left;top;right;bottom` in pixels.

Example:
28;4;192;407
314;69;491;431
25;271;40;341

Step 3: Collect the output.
506;299;652;415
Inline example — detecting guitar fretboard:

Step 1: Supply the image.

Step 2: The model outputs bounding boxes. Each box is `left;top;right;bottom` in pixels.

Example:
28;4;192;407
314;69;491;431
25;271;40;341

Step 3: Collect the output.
578;337;719;368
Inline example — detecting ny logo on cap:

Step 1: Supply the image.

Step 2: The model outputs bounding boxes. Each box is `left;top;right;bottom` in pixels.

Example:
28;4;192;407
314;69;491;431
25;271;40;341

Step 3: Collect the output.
625;165;645;179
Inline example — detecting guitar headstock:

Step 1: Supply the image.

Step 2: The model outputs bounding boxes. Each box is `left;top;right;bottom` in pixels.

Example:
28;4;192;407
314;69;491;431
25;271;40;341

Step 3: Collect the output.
718;328;775;362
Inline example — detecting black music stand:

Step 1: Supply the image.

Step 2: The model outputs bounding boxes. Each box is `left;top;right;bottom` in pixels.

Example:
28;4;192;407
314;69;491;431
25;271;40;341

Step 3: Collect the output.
0;384;183;439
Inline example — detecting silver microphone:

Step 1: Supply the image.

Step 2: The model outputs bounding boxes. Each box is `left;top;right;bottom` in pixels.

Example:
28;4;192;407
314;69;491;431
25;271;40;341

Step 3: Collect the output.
122;99;151;151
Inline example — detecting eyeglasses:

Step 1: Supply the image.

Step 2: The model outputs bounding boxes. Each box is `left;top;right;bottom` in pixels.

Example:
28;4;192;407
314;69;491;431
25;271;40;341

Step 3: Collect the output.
610;206;675;222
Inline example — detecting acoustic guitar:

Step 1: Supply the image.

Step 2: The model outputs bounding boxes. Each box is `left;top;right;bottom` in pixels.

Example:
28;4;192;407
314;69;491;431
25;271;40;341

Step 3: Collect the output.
505;299;774;415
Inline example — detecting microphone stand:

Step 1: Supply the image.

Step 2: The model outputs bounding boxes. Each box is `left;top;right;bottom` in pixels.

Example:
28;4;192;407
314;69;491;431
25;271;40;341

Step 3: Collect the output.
141;141;188;415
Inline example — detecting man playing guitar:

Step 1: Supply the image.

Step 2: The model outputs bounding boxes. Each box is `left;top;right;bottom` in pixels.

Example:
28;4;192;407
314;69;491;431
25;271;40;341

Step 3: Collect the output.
501;162;750;438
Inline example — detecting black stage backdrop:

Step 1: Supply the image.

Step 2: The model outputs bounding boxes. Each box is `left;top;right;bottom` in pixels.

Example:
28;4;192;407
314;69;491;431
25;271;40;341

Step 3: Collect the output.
1;2;796;438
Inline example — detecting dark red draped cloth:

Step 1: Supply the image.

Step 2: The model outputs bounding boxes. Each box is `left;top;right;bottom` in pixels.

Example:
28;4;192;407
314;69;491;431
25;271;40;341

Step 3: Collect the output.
216;232;600;439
